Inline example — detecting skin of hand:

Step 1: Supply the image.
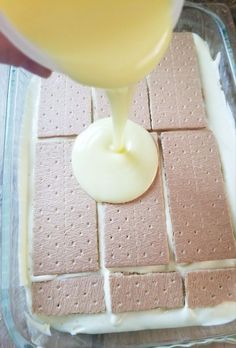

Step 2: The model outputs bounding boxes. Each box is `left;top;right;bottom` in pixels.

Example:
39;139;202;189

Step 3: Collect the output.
0;32;51;77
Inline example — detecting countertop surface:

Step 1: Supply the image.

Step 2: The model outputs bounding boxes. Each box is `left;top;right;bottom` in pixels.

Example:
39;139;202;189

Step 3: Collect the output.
0;1;236;347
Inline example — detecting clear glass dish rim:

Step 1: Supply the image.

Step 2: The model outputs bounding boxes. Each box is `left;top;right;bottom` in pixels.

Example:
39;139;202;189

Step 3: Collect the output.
0;2;236;348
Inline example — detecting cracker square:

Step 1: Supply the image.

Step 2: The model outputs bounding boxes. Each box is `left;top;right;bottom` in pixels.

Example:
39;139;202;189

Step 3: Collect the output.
38;73;91;137
32;275;105;315
33;141;99;275
148;33;207;130
185;268;236;308
110;272;184;313
161;130;236;263
104;166;169;268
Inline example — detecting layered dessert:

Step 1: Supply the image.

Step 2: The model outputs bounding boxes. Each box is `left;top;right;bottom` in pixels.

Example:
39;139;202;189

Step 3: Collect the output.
20;33;236;335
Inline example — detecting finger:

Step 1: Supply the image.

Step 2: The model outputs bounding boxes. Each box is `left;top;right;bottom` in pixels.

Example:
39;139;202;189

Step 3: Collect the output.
21;58;52;78
0;32;52;78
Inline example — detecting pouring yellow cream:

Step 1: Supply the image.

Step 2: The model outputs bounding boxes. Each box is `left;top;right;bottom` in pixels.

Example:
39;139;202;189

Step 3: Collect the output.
1;0;172;203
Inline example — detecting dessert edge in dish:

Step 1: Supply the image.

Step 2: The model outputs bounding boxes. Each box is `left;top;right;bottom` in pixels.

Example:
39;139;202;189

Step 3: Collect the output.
18;33;236;335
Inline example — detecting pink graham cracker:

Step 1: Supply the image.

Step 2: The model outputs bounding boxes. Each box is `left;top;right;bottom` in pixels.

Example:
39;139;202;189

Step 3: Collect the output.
110;272;184;313
161;130;236;263
33;140;99;275
147;33;207;130
38;73;91;137
32;275;105;315
93;79;151;129
104;161;169;268
185;268;236;308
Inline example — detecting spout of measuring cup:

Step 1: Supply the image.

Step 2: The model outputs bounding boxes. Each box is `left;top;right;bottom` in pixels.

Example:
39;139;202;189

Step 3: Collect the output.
0;12;58;72
172;0;184;28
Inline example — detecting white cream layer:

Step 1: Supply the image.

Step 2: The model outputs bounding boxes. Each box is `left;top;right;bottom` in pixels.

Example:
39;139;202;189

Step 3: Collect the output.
193;33;236;232
20;34;236;335
72;118;158;203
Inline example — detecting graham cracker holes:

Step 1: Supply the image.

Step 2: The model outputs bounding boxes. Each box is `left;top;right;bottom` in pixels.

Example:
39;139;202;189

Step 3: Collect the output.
32;276;105;315
33;141;98;275
38;73;91;137
148;33;206;130
161;130;236;263
110;273;184;313
186;269;236;308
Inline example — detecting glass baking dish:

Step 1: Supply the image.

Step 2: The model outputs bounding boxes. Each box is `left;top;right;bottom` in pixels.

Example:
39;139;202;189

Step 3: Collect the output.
1;2;236;347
